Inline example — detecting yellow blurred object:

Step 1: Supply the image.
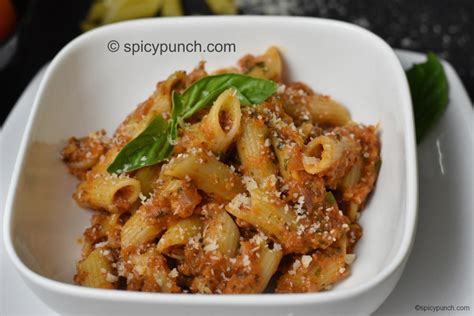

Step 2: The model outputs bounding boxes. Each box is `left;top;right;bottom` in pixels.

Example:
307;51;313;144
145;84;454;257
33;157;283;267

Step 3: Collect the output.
81;0;164;32
81;0;238;32
102;0;164;23
206;0;237;15
161;0;183;16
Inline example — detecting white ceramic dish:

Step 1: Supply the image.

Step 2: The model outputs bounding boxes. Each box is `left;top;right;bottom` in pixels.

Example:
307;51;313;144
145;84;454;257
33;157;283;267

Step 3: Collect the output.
3;16;417;315
2;50;472;316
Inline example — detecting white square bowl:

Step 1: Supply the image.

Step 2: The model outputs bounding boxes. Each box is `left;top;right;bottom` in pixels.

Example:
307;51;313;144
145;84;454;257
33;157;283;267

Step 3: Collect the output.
3;16;417;315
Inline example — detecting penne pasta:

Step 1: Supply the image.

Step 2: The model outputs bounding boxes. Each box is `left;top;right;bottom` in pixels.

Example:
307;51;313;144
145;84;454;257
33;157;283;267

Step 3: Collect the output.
254;242;284;293
134;164;161;196
66;46;381;294
307;94;351;126
198;89;242;153
74;175;141;213
237;112;278;186
239;46;283;82
157;216;203;259
223;237;283;293
75;248;117;289
125;247;181;292
276;246;347;293
164;152;244;201
121;211;162;249
302;134;360;189
203;210;240;258
226;188;298;251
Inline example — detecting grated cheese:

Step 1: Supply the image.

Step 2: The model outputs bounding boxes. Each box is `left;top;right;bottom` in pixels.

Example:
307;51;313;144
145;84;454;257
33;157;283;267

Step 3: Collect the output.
301;255;313;268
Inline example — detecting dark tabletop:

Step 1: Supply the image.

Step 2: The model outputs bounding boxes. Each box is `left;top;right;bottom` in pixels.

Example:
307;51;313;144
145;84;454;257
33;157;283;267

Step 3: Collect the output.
1;0;472;125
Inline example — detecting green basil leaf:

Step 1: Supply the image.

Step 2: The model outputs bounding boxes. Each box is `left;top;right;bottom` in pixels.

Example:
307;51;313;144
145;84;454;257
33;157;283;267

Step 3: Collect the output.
406;52;449;143
168;91;183;144
107;115;172;173
180;73;278;119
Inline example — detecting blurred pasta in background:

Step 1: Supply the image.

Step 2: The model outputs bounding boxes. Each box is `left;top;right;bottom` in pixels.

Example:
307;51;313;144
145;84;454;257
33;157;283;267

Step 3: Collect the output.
81;0;237;31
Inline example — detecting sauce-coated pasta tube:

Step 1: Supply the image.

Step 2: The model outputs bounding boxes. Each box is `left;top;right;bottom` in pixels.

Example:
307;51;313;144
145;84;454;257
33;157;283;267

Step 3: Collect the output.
237;113;278;186
199;89;242;153
126;248;181;293
157;216;203;259
302;135;359;188
223;238;283;293
74;175;141;213
134;165;161;196
226;188;297;251
276;247;347;293
307;94;351;126
240;46;283;82
75;248;116;289
121;211;162;248
203;210;240;258
164;152;245;201
254;242;284;293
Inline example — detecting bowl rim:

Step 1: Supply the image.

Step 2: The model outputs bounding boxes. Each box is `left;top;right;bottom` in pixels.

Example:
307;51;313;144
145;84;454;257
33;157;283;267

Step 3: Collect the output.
3;15;418;306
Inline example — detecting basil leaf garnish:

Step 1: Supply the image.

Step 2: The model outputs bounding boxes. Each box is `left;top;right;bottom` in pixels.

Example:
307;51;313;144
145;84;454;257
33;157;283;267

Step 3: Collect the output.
108;74;277;174
406;53;449;143
167;91;184;144
107;115;172;173
180;74;278;119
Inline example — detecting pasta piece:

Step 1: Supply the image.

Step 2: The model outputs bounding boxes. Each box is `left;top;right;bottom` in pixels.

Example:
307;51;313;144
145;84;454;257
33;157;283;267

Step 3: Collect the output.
121;211;162;249
174;205;236;294
164;152;244;201
236;112;278;186
223;238;283;293
239;46;283;82
160;179;202;218
226;188;298;252
61;129;109;179
82;213;123;250
276;247;347;293
302;134;360;188
114;70;185;146
125;247;181;293
270;133;297;180
75;248;117;289
88;146;120;174
346;201;360;223
212;66;240;75
307;94;351;126
203;210;240;258
335;124;381;211
265;107;306;182
106;71;185;154
198;89;242;153
134;165;161;196
339;157;363;190
255;241;284;293
157;216;203;259
74;175;141;213
278;82;314;125
347;223;363;254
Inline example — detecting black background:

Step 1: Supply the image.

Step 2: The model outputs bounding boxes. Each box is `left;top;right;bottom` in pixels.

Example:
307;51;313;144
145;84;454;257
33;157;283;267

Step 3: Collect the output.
1;0;472;125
